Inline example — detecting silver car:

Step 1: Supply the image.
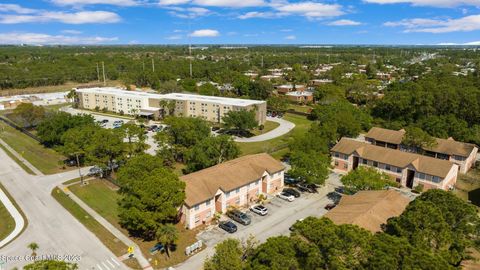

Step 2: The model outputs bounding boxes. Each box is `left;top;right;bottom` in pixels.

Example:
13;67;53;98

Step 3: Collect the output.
278;192;295;202
250;205;268;216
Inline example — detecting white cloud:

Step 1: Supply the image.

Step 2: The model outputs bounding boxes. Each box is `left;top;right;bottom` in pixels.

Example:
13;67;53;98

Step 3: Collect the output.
0;32;118;45
363;0;480;7
51;0;139;6
168;6;211;18
189;29;219;37
0;11;121;24
0;4;36;14
328;19;362;26
385;15;480;33
238;11;284;19
285;35;296;40
61;29;83;34
438;41;480;45
192;0;265;8
165;34;183;40
273;2;344;19
158;0;191;5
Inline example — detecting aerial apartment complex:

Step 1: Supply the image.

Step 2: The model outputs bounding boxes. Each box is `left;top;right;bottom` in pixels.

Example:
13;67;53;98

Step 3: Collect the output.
331;138;459;191
179;154;285;229
365;127;478;174
75;87;267;125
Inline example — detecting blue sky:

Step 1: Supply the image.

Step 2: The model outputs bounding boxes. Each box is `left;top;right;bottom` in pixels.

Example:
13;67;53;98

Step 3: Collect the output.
0;0;479;45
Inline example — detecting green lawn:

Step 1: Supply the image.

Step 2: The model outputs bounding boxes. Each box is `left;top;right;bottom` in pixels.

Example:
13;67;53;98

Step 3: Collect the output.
250;120;280;136
288;104;313;114
69;179;201;269
0;200;15;242
237;113;313;158
0;121;67;174
454;168;480;206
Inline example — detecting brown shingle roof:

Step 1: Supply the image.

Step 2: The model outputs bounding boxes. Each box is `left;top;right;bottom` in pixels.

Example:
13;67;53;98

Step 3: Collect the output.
365;127;477;157
332;138;456;178
324;190;410;233
181;153;285;207
365;127;405;145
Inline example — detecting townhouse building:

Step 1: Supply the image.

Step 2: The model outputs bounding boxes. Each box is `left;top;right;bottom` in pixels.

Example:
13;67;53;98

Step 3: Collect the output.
331;138;459;191
75;87;267;125
180;153;285;229
365;127;478;174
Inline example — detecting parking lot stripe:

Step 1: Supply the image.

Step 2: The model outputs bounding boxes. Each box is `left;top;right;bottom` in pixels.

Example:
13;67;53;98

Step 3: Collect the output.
111;257;121;266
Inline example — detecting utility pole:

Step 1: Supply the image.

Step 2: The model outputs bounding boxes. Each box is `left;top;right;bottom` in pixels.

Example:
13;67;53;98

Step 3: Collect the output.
152;58;155;73
102;61;106;86
96;63;100;82
189;45;193;78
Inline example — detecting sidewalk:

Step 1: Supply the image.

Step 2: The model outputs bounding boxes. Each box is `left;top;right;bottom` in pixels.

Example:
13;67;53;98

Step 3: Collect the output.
234;117;295;143
59;184;153;270
0;138;44;176
0;187;25;248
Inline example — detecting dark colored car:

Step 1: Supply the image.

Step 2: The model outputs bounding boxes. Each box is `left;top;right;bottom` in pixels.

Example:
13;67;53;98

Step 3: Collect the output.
325;203;336;210
219;220;237;233
296;183;318;193
283;188;301;198
327;191;342;204
227;210;251;225
149;243;164;253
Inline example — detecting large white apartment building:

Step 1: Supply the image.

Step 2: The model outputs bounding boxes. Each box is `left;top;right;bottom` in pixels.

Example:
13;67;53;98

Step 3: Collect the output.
75;87;267;124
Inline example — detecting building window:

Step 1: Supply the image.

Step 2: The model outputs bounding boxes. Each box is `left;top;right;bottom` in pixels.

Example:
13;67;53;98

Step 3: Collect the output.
194;204;199;211
334;152;340;158
432;176;441;183
334;161;339;166
418;173;425;179
396;168;402;173
343;154;348;160
343;164;348;169
373;161;378;167
385;165;391;171
362;159;368;165
236;188;240;193
206;199;211;206
226;191;230;198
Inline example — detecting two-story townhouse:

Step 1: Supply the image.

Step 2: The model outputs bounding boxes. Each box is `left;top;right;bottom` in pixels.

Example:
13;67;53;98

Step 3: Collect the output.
364;127;478;174
331;138;459;191
180;153;285;229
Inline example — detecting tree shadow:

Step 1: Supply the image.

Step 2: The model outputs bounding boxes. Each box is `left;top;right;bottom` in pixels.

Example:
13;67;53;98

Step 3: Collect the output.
468;188;480;207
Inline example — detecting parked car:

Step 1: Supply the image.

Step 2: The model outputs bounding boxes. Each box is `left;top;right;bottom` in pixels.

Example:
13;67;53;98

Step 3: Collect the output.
250;205;268;216
101;119;109;123
227;210;251;225
219;220;237;233
283;188;301;198
149;243;164;254
325;203;336;210
327;191;342;204
278;192;295;202
296;183;318;193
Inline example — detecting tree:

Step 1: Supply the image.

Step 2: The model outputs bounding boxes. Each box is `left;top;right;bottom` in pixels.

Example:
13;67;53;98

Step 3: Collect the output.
366;62;377;79
156;80;184;94
24;260;78;270
198;83;220;96
120;123;147;156
402;126;437;152
184;135;239;173
117;154;165;193
204;239;244;270
36;112;95;147
385;189;480;266
28;242;39;257
159;100;176;119
341;166;397;193
118;167;185;239
248;80;273;100
288;150;330;185
247;236;301;270
266;96;289;114
222;110;258;135
155;224;178;258
11;103;45;128
85;128;126;174
313;84;345;104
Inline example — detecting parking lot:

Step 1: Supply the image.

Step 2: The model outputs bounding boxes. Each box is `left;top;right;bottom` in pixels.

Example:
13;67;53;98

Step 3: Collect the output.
197;173;342;248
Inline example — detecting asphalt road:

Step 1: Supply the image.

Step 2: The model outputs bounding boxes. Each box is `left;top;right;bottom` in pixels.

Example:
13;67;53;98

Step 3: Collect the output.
174;173;342;270
0;148;128;270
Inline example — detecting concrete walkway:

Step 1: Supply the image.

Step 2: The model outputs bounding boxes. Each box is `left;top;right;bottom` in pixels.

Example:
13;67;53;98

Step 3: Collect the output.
234;117;295;143
0;187;25;248
0;138;44;176
60;184;153;270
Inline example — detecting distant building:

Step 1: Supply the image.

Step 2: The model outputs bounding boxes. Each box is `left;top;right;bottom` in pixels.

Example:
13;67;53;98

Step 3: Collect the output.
325;190;410;233
0;91;69;111
180;153;285;229
331;138;459;190
309;79;333;86
75;87;267;125
275;84;306;94
285;91;313;104
365;127;478;174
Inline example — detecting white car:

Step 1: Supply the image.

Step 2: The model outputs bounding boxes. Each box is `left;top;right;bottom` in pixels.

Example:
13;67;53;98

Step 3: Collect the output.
250;205;268;216
278;192;295;202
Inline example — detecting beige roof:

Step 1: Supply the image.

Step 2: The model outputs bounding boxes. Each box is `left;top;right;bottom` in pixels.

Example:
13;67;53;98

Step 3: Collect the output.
181;153;285;207
365;127;477;157
325;190;410;232
331;138;456;178
427;137;477;158
365;127;405;145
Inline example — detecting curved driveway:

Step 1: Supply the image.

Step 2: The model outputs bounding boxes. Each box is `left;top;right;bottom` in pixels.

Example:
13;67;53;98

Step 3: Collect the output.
0;185;25;248
234;117;295;143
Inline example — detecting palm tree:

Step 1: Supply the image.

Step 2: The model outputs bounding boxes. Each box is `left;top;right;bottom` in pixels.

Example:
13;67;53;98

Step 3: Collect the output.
27;242;39;257
155;224;178;258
